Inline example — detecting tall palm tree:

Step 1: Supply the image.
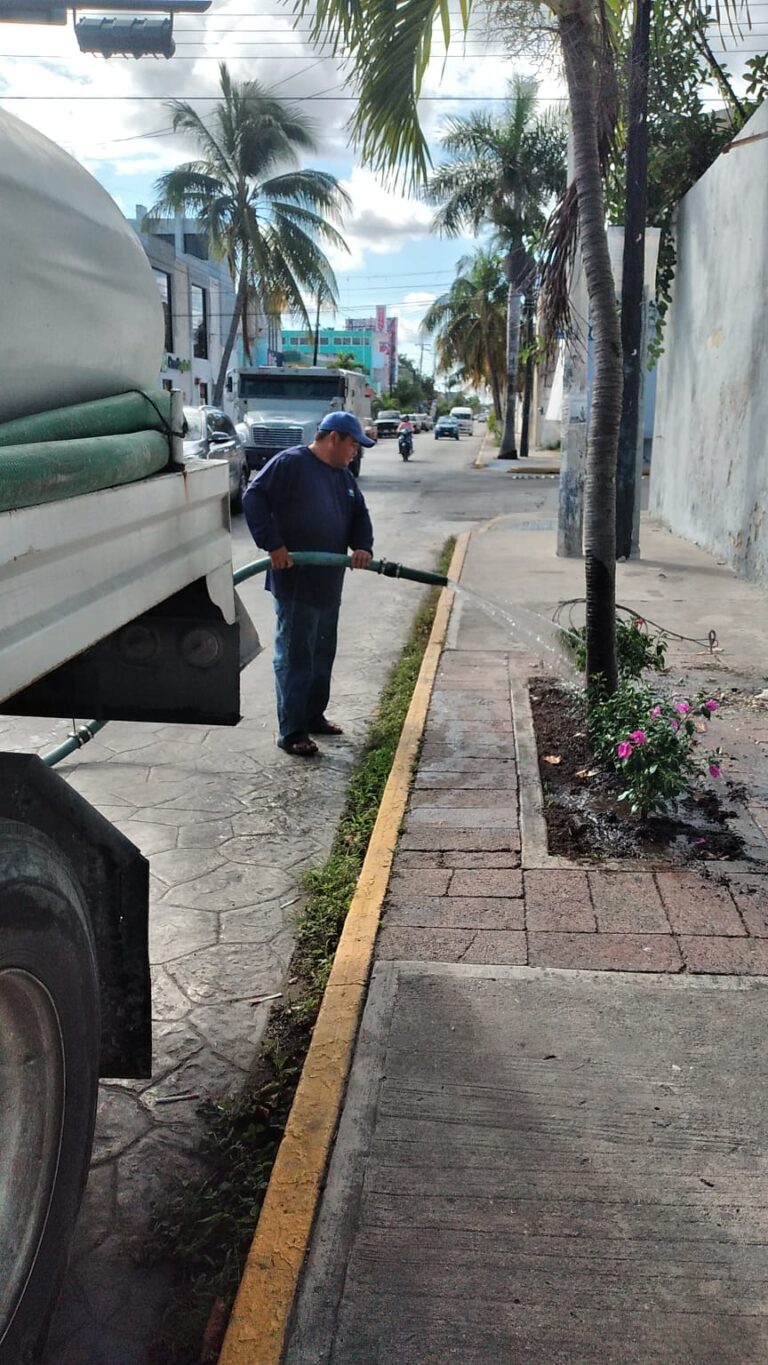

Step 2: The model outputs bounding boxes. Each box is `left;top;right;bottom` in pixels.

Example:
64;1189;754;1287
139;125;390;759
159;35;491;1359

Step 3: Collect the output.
148;63;350;406
297;0;623;688
422;250;507;420
424;82;566;457
296;0;743;693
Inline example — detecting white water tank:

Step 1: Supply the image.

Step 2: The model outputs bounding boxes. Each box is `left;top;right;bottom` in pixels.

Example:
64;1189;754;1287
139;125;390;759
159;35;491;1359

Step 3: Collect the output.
0;108;163;423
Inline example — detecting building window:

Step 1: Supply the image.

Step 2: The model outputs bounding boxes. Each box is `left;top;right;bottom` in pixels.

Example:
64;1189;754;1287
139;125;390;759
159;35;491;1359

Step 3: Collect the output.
191;285;208;360
184;232;207;260
198;381;209;404
153;269;173;353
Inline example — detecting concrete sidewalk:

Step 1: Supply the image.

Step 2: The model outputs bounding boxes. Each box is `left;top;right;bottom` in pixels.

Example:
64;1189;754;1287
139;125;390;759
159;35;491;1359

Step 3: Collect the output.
285;515;768;1362
473;443;561;474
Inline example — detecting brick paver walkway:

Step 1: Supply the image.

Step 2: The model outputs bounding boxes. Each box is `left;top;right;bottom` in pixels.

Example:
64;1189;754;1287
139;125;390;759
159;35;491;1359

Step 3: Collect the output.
377;651;768;975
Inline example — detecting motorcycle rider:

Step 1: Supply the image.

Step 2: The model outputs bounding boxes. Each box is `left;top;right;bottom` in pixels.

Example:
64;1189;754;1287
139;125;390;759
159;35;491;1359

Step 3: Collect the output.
397;415;414;457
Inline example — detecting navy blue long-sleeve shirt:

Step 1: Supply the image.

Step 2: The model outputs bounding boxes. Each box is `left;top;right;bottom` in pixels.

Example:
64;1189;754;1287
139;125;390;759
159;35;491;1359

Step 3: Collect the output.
243;445;374;607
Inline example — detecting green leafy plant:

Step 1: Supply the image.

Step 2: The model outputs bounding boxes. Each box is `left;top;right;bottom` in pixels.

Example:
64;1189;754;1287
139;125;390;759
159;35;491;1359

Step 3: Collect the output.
486;410;501;445
588;680;723;817
566;616;668;680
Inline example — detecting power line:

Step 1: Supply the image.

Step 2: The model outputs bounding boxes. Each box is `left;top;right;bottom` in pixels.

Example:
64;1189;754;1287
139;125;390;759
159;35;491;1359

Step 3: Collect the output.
0;93;747;101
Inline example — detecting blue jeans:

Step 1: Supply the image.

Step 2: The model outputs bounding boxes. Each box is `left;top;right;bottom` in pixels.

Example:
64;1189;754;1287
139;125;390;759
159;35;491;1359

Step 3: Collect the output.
273;596;340;741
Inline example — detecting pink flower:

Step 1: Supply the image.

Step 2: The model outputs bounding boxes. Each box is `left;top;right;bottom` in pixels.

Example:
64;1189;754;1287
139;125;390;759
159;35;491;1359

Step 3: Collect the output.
650;705;662;718
705;699;719;712
670;719;680;732
674;701;691;715
629;729;647;746
616;741;634;759
709;762;723;779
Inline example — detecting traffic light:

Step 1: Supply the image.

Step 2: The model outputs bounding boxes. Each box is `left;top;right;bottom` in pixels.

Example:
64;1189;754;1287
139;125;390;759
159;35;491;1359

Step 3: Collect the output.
75;13;175;56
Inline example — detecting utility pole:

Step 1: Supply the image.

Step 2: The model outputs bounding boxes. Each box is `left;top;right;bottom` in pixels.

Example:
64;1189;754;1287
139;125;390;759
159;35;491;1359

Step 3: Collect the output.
616;0;652;560
557;126;589;558
312;292;321;366
519;296;536;460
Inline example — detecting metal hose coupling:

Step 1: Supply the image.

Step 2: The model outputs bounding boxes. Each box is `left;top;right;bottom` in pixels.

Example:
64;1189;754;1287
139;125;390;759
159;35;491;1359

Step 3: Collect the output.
375;558;449;588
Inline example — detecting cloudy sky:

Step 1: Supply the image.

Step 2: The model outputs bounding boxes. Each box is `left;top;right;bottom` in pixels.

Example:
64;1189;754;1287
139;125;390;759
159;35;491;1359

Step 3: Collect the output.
1;1;763;366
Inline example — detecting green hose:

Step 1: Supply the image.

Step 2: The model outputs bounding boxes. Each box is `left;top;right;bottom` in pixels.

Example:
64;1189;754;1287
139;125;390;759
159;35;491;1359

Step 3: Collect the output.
42;551;450;767
0;391;173;448
233;551;449;589
0;430;170;513
42;720;108;768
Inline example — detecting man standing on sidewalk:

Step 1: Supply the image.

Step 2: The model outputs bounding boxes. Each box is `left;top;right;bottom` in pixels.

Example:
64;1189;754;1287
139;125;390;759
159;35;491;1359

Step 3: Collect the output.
243;412;375;758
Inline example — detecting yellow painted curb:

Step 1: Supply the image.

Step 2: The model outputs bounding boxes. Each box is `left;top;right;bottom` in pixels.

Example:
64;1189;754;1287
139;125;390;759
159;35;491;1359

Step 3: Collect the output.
218;531;470;1365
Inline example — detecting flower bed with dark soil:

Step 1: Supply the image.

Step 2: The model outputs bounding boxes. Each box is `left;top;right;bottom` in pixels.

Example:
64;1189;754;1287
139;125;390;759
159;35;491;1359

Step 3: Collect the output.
530;680;746;864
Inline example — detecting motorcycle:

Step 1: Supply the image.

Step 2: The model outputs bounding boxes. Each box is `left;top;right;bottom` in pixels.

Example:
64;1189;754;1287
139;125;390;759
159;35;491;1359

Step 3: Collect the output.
398;430;413;461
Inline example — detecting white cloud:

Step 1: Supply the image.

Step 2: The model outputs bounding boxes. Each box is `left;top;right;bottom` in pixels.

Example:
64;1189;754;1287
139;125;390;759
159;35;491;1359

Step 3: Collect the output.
325;166;435;271
403;290;437;308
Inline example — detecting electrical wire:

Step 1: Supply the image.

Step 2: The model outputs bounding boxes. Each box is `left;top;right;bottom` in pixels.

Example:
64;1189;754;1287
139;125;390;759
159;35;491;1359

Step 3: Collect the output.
552;600;721;654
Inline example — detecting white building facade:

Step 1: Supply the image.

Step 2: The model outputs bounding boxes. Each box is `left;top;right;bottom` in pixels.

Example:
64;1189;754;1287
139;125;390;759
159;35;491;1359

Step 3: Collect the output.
131;205;240;409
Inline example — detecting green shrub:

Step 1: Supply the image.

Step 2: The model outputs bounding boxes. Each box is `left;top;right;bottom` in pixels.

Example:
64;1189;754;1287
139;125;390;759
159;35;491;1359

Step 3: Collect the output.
567;616;668;680
588;680;724;818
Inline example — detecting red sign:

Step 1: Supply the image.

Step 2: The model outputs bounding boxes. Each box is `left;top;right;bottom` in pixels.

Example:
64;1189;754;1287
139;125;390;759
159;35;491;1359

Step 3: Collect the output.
376;305;386;333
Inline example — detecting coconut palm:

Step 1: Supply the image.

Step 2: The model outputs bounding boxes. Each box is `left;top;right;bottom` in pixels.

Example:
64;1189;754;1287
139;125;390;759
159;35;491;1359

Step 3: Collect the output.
422;250;507;420
424;82;566;457
297;0;623;688
296;0;745;693
148;63;350;406
328;351;365;370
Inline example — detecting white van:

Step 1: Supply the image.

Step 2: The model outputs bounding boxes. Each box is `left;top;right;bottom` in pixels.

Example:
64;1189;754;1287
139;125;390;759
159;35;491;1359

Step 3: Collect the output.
450;406;474;435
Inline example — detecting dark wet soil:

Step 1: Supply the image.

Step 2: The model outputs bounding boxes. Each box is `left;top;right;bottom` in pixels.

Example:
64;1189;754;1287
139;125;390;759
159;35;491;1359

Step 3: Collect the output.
530;680;745;864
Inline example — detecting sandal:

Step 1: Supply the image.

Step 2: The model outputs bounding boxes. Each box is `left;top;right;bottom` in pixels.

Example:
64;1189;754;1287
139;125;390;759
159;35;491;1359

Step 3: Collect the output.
308;717;344;736
277;734;319;758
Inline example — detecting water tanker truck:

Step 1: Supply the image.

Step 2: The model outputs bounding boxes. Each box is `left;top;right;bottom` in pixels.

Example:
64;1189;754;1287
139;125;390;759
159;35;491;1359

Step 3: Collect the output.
0;108;258;1363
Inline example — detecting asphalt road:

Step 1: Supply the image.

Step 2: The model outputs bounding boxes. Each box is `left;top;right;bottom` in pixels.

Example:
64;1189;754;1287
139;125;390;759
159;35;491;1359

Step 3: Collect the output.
16;430;564;1364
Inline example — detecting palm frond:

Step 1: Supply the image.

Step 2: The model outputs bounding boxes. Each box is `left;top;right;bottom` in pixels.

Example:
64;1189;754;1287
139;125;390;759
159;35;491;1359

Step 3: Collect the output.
147;167;230;222
165;99;234;181
538;180;578;350
265;200;349;253
265;215;341;298
294;0;474;186
259;170;351;218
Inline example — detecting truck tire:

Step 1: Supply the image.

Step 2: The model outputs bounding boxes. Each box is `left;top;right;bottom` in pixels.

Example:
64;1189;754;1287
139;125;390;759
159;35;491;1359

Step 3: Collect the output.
230;461;249;514
350;450;362;478
0;820;100;1365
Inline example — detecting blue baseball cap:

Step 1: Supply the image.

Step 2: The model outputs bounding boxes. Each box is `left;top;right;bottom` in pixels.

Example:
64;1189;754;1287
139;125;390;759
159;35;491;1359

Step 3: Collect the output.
317;411;376;447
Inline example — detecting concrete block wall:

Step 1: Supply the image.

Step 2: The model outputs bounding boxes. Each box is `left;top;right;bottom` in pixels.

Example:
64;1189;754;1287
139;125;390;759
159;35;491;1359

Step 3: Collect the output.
650;101;768;584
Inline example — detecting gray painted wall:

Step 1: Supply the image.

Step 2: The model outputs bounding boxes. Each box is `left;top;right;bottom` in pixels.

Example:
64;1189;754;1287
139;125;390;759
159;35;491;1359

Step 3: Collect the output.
650;100;768;584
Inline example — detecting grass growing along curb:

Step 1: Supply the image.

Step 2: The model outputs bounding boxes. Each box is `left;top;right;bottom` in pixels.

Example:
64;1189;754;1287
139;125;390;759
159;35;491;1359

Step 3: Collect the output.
144;537;457;1365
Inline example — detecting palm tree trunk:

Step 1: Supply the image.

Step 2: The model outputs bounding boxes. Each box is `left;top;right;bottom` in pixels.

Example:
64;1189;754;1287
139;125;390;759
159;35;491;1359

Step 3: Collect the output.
489;368;503;423
213;268;248;407
559;4;622;694
499;283;521;457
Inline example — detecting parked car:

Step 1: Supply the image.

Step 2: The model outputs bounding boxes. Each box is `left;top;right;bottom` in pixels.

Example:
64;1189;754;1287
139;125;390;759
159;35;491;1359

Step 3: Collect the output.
183;406;249;512
374;410;402;438
363;420;378;444
434;416;460;440
415;412;433;431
